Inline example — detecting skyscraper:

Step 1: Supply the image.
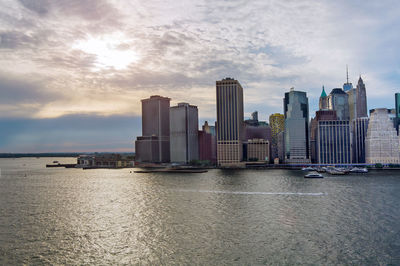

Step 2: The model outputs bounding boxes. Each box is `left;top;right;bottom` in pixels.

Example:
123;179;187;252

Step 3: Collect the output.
319;86;328;110
170;103;199;163
365;109;400;164
269;113;285;162
284;88;310;163
135;95;171;163
328;88;350;120
343;66;353;92
216;78;244;166
356;76;368;118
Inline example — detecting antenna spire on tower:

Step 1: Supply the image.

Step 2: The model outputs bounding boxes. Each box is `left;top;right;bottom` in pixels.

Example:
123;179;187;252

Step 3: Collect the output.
346;65;349;83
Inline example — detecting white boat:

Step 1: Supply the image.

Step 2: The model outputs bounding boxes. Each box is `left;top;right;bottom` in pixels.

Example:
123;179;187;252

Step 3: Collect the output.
304;172;324;178
302;167;315;171
350;167;368;173
326;167;348;175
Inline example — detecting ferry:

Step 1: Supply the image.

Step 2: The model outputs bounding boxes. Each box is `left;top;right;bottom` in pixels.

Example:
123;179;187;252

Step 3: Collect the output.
304;172;324;178
302;167;315;171
350;167;368;173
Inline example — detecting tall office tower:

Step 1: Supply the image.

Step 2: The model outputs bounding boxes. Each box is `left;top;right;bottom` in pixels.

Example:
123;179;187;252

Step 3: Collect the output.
317;120;352;164
135;95;171;163
353;117;369;163
269;113;285;162
356;76;368;118
395;93;400;133
328;88;350;120
365;109;400;164
319;86;328;110
343;66;353;92
347;87;357;122
216;78;244;166
170;103;199;163
284;88;310;163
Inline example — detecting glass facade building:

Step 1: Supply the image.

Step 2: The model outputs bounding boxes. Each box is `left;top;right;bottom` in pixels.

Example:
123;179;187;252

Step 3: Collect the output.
328;88;350;121
284;89;310;163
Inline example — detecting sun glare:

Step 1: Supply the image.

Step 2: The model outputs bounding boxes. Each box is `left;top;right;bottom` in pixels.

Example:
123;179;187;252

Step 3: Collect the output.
73;34;139;70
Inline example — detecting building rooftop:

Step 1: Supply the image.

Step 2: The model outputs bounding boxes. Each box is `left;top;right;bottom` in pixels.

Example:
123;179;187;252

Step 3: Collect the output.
330;88;346;95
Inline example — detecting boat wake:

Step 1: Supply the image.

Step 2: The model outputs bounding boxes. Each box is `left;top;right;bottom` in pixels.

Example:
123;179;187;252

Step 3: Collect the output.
172;189;326;196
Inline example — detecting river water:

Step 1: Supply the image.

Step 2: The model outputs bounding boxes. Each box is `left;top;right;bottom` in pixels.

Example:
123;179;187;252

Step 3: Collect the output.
0;158;399;264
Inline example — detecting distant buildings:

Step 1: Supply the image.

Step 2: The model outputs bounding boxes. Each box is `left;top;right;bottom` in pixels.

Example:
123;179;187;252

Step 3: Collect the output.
133;75;399;167
284;88;310;163
216;78;244;166
135;95;171;163
365;109;400;164
77;154;134;168
269;113;285;163
170;103;199;163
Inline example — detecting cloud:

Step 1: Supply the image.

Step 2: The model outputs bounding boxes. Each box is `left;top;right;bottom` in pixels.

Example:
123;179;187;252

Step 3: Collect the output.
0;0;399;152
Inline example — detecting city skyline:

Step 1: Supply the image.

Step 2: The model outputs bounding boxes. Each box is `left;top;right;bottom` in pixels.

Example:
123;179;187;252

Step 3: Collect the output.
0;0;400;152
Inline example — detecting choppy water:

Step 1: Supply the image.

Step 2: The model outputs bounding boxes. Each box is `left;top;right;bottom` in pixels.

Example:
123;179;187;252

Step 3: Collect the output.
0;158;399;265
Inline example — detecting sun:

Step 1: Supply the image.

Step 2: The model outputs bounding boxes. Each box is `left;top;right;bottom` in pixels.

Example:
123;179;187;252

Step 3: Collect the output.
73;33;139;70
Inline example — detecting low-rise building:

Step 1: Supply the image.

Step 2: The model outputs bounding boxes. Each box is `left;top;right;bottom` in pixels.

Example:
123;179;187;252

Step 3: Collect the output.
247;139;270;162
77;154;134;168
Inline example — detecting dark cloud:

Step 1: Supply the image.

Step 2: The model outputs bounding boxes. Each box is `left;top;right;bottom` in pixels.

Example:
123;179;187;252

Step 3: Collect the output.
0;31;37;49
18;0;122;23
18;0;50;15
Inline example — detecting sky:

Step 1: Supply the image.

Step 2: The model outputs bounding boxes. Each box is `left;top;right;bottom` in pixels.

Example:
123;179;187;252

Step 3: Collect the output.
0;0;399;152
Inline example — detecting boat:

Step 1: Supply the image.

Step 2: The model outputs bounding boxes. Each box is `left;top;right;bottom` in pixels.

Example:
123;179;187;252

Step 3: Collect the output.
315;167;327;173
134;169;208;173
350;167;368;173
53;160;59;163
302;167;315;171
304;172;324;178
326;168;346;175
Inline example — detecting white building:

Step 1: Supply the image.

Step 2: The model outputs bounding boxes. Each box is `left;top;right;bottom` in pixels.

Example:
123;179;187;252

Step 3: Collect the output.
365;109;400;164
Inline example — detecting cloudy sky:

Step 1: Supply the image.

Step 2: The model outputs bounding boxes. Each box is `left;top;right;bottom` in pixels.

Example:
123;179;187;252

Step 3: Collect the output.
0;0;399;152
